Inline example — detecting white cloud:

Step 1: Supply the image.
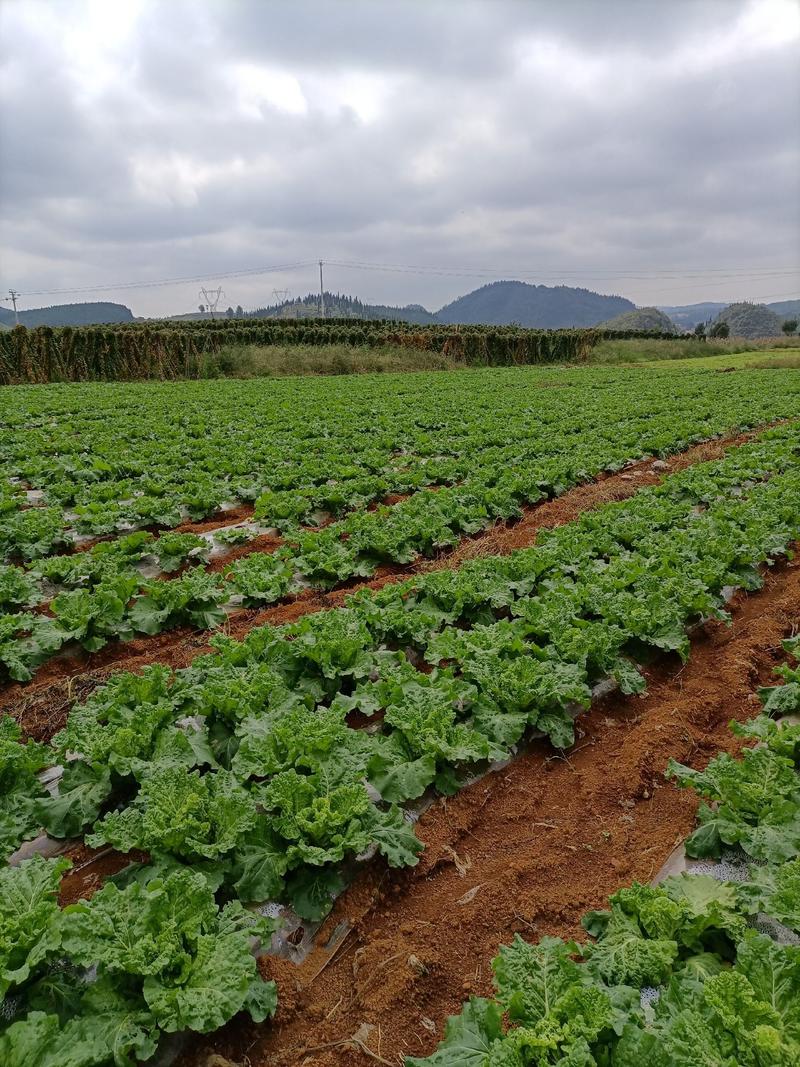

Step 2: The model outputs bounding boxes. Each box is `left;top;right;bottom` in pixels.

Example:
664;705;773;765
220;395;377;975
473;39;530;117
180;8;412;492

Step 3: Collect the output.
0;0;797;316
232;64;308;118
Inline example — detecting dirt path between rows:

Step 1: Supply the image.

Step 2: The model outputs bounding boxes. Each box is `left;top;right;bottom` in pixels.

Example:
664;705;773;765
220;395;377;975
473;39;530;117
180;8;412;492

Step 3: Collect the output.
7;427;770;743
178;554;800;1067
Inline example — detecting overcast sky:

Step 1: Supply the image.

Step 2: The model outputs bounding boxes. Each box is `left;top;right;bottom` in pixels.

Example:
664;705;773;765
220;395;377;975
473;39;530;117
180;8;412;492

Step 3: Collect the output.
1;0;798;317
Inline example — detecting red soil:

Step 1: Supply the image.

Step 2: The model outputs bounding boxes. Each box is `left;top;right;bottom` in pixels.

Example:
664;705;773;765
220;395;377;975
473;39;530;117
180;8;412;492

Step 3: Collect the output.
179;555;800;1067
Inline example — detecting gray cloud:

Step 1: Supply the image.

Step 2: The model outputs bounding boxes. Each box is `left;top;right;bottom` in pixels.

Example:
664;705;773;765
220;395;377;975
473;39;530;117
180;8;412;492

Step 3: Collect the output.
0;0;798;316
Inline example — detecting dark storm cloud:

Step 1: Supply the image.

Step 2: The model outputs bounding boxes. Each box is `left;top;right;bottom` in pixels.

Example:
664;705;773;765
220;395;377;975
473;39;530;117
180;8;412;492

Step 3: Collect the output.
0;0;797;315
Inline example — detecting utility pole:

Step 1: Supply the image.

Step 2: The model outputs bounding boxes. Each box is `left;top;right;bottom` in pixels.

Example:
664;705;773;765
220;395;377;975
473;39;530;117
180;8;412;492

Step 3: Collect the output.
318;260;325;318
8;289;20;325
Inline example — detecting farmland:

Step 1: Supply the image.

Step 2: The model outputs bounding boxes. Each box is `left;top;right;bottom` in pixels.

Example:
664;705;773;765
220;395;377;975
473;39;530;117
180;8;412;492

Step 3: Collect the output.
1;356;800;1066
0;319;679;384
3;364;800;684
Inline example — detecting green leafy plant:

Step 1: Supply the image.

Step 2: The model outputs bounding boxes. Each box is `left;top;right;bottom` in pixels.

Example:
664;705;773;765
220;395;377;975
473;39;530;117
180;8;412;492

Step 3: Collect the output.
0;715;50;860
151;531;210;572
0;856;70;998
129;570;226;634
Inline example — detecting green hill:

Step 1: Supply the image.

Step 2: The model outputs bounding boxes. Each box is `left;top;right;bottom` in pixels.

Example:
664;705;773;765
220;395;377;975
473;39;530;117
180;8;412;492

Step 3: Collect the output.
0;301;134;327
436;281;634;328
768;299;800;319
248;285;635;328
656;302;727;330
713;302;784;338
246;292;439;325
599;307;677;333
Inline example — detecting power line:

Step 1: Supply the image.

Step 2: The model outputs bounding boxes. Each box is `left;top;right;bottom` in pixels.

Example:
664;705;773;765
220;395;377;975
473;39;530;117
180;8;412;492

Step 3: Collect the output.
4;257;798;303
6;259;798;297
8;261;316;298
327;259;799;282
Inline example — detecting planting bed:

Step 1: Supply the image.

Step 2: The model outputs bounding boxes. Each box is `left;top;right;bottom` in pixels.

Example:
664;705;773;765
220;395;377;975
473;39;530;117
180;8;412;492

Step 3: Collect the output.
2;360;800;1067
4;422;775;737
182;557;800;1066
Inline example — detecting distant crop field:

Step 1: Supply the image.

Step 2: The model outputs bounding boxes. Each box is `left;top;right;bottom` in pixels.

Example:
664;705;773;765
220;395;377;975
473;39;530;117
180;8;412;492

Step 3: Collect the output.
0;317;686;383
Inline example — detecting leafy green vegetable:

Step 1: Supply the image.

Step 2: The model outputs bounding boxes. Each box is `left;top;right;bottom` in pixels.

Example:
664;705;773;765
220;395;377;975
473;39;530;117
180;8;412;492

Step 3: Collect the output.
0;856;70;998
613;935;800;1067
0;992;157;1067
129;570;226;635
36;761;113;839
405;997;503;1067
738;857;800;933
0;612;62;682
368;682;497;803
51;575;139;651
232;703;376;784
0;564;40;612
224;551;294;605
731;715;800;763
0;715;50;860
87;767;257;860
151;532;209;573
667;746;800;863
60;868;277;1038
286;608;376;680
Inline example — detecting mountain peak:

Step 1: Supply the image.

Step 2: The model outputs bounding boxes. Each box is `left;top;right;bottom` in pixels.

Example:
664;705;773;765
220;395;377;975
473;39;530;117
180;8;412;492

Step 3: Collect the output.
436;280;635;328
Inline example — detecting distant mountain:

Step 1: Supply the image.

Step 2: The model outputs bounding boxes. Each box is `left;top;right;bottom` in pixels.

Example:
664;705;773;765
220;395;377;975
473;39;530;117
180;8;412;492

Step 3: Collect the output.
656;302;727;331
245;292;439;325
768;299;800;319
600;307;678;333
713;302;784;338
436;281;635;328
0;302;134;327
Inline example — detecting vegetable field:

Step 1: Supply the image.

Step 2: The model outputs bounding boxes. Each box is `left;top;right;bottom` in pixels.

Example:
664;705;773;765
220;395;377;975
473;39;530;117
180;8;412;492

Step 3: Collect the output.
1;359;800;1066
3;365;800;683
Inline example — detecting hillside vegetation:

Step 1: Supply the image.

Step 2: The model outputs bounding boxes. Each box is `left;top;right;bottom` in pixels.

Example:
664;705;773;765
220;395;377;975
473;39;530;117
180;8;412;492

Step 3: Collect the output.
600;307;677;333
654;302;724;330
241;292;439;325
0;301;134;327
769;298;800;319
437;280;634;327
243;282;637;329
713;301;784;338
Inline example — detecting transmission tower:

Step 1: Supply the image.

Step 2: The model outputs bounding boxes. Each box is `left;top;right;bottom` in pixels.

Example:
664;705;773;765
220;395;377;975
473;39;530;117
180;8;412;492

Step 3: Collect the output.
199;286;224;319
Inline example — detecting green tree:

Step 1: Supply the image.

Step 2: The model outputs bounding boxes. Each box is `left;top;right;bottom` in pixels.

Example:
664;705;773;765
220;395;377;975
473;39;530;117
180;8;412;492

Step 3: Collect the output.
781;318;798;336
694;321;706;337
709;321;730;338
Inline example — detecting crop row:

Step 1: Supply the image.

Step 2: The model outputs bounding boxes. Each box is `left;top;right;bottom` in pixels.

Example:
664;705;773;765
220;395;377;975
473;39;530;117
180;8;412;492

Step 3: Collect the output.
0;319;683;383
2;430;800;1065
409;638;800;1066
10;364;791;551
3;368;800;680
